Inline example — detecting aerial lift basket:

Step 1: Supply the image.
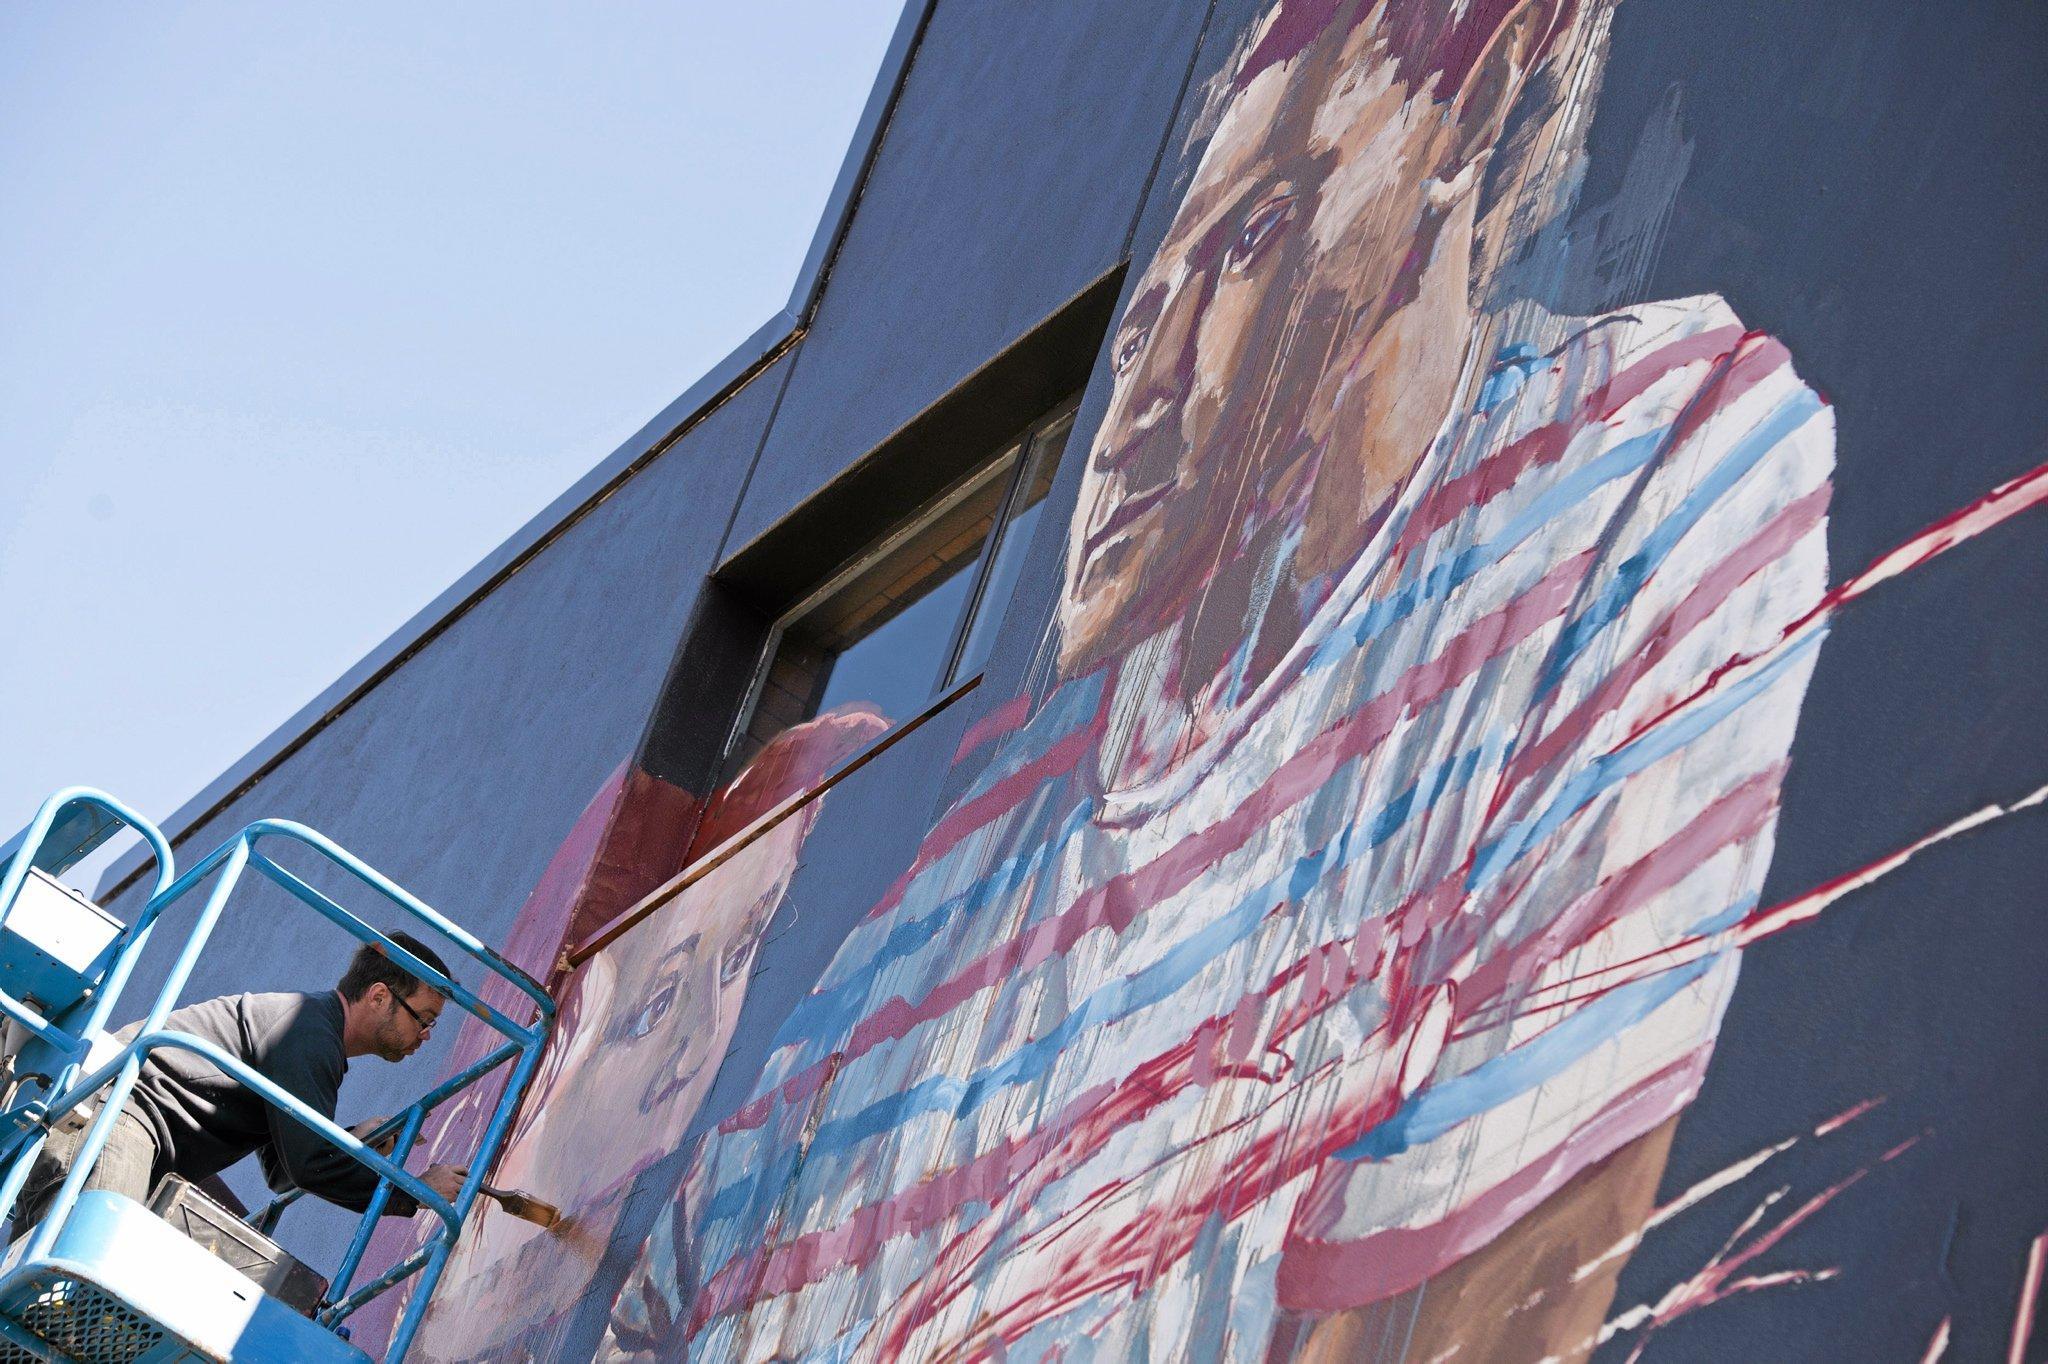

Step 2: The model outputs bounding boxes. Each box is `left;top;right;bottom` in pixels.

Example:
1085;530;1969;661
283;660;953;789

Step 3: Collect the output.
0;789;556;1362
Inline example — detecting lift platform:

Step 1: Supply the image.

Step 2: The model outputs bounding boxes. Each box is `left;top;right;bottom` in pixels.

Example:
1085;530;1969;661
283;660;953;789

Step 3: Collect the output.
0;788;556;1362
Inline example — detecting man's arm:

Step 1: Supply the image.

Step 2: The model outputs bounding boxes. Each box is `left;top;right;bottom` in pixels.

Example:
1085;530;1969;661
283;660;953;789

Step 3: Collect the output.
259;1030;421;1216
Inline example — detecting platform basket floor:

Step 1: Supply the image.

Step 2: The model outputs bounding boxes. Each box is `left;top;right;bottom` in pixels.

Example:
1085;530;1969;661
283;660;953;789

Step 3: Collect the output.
0;1273;184;1363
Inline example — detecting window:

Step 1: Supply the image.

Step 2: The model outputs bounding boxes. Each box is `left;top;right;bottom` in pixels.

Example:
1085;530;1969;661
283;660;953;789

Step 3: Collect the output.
726;399;1077;773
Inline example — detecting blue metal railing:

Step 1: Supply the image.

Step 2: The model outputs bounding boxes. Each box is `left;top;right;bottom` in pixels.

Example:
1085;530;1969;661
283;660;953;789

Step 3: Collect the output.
0;789;176;1069
0;792;555;1362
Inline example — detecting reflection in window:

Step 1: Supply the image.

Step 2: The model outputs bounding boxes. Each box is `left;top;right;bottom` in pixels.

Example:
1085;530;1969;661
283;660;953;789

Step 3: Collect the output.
949;410;1071;683
727;400;1077;774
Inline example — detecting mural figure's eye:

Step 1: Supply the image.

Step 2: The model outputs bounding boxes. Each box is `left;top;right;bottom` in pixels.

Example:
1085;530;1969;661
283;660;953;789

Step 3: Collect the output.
1224;194;1297;274
1111;282;1168;379
630;981;678;1038
719;944;752;988
1112;323;1150;377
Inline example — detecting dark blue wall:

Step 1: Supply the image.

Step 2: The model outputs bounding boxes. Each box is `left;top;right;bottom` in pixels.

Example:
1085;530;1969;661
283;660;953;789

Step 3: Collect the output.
719;0;1213;556
1590;2;2048;1358
98;355;792;1254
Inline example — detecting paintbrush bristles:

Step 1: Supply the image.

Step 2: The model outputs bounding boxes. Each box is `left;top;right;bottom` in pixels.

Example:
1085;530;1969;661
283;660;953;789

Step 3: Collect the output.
481;1184;563;1229
497;1192;562;1228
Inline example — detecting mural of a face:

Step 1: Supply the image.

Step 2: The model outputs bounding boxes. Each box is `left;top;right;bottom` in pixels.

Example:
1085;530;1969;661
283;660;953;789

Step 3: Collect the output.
1060;0;1567;686
407;823;806;1355
505;818;804;1188
410;708;886;1359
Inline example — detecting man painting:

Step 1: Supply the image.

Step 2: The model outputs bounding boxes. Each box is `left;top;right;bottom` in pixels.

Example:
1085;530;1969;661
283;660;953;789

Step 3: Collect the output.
620;0;1834;1359
13;934;466;1231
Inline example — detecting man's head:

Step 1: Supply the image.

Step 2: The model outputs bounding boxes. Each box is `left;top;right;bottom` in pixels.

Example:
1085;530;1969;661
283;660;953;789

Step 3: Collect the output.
338;931;451;1062
1059;0;1608;682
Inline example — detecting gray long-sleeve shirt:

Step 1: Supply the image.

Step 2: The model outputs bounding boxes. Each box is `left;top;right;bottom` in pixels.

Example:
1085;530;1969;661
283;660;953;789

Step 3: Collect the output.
116;990;416;1217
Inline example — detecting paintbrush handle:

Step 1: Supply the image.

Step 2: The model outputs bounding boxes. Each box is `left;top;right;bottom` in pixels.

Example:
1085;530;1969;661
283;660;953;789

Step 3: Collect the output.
476;1183;562;1228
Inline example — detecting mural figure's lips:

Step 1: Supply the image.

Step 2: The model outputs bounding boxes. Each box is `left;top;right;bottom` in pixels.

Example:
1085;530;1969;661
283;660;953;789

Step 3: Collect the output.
1082;478;1175;565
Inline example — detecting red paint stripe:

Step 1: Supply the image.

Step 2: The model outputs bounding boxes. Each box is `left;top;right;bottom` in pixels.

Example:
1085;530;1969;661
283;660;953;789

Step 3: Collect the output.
844;550;1593;1063
1390;422;1571;565
860;691;1110;925
1500;485;1827;798
1457;761;1784;1014
2011;1231;2047;1364
1663;334;1797;459
1274;1051;1708;1311
717;1051;837;1136
1586;326;1746;419
954;691;1034;763
924;720;1100;863
1614;455;2048;756
1389;323;1747;567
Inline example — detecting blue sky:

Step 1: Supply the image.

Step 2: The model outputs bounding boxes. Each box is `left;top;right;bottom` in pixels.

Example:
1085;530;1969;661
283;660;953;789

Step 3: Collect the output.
0;3;902;834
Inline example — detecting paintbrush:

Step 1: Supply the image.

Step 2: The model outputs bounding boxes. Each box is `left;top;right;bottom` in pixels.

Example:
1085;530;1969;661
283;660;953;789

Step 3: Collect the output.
479;1183;562;1229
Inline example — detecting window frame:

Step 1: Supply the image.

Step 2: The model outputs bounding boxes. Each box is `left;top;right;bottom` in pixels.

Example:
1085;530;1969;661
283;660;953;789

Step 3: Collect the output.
717;394;1081;775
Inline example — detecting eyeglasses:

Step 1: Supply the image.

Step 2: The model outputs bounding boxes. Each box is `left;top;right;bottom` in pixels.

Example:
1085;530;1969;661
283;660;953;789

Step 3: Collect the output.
392;992;439;1035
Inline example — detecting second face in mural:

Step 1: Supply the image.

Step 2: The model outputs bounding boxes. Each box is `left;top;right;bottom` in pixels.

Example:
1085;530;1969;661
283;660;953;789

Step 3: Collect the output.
407;709;886;1360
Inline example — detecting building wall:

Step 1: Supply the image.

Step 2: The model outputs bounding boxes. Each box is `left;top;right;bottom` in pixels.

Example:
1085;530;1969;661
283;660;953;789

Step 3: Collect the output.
96;1;2048;1360
96;355;793;1257
719;0;1213;552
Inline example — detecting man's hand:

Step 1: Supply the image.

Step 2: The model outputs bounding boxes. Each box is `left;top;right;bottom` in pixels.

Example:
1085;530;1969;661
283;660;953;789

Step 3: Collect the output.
348;1115;399;1158
420;1163;468;1203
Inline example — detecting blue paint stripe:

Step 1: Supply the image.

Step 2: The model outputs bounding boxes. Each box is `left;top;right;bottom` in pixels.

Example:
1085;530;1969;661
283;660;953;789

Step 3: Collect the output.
956;672;1103;804
1311;425;1679;671
1336;955;1715;1160
700;739;1502;1233
1687;890;1760;936
1467;626;1825;893
1537;388;1822;694
1338;892;1759;1161
775;799;1093;1049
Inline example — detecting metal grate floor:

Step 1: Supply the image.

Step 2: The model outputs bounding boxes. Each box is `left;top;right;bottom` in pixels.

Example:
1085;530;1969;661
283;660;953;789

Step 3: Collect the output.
1;1275;172;1362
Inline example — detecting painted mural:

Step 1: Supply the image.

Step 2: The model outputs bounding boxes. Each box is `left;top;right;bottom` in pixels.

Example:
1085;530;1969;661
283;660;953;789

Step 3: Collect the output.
370;0;2048;1360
